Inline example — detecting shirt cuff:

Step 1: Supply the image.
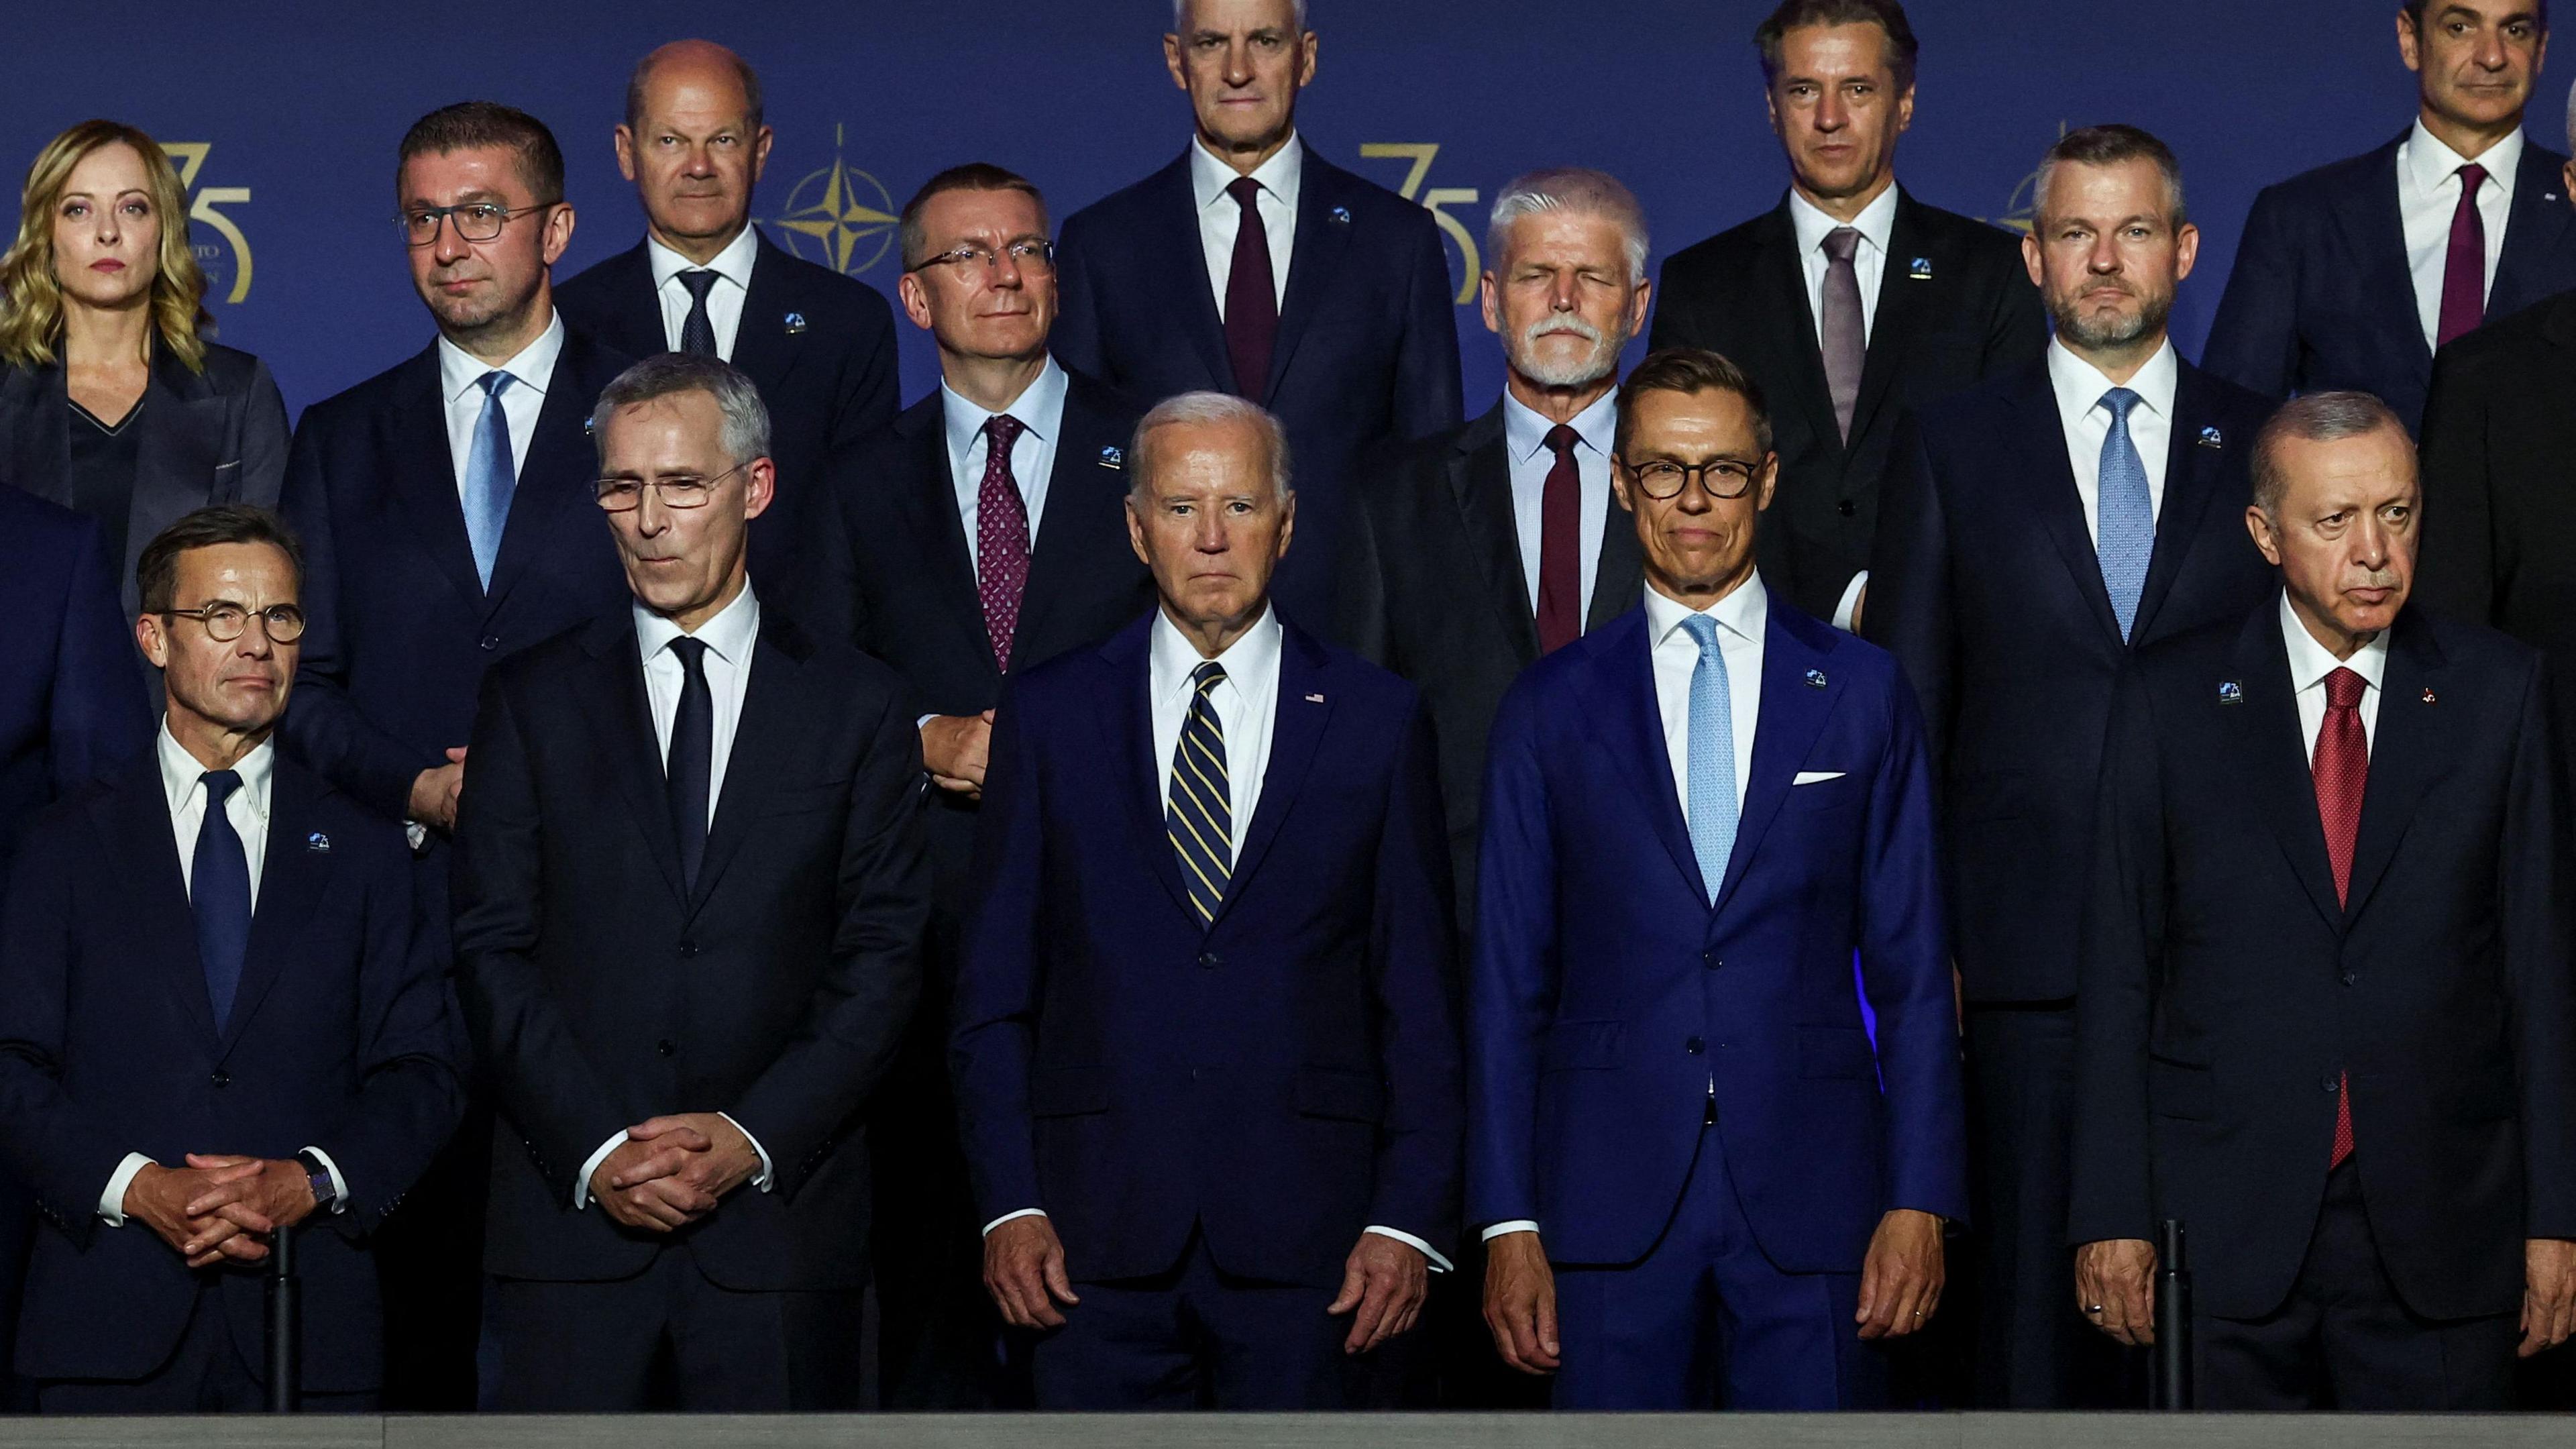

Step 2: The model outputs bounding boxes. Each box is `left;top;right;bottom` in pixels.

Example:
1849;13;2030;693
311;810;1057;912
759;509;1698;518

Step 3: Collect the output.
1832;570;1870;633
99;1152;154;1226
718;1112;774;1192
1365;1224;1453;1273
405;820;428;853
983;1208;1047;1236
1481;1219;1542;1242
572;1130;627;1210
299;1146;351;1214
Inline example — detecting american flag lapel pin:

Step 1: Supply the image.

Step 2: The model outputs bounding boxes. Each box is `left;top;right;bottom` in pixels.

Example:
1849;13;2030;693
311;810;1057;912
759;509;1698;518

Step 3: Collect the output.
1306;693;1325;703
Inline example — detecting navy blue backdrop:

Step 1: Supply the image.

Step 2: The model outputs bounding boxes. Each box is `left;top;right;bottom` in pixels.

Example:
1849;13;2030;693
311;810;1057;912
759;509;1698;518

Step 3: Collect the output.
4;1;2471;419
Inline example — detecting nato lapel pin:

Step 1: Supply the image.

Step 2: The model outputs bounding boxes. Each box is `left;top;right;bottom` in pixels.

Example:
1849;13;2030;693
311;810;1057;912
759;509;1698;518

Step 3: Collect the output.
784;311;808;335
2198;425;2224;449
307;830;331;853
1098;445;1124;470
2218;680;2244;704
1330;205;1352;225
1907;256;1933;281
1805;668;1829;690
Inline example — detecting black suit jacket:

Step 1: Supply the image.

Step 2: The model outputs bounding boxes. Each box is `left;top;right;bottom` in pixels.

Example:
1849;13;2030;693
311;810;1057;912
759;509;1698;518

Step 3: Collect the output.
0;753;462;1389
812;368;1152;931
280;329;635;825
1648;189;2047;619
1053;145;1462;623
555;227;900;608
451;607;927;1289
1;343;290;615
0;491;149;892
1337;401;1642;929
2204;129;2576;434
2072;603;2576;1322
1865;356;2277;1002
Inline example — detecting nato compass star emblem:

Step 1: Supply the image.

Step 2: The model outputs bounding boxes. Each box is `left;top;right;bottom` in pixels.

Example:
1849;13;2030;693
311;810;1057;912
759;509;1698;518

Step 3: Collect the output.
766;125;899;278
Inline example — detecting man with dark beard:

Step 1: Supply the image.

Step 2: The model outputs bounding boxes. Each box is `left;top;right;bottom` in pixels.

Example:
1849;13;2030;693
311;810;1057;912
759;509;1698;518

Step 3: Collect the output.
1862;125;2276;1408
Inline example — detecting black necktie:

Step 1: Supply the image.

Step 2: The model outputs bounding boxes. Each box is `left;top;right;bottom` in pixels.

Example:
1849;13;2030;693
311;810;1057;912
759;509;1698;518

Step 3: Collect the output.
678;270;720;357
667;637;713;891
191;769;252;1028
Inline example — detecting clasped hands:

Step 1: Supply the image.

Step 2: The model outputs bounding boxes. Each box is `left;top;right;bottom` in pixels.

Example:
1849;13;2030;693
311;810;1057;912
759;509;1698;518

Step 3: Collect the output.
125;1155;319;1269
588;1112;764;1232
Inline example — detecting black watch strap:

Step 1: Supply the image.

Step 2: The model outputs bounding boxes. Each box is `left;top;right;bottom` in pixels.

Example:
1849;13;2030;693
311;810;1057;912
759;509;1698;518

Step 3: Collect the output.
296;1149;337;1206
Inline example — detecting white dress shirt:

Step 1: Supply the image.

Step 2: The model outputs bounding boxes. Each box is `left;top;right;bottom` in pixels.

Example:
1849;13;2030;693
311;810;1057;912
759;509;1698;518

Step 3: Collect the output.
647;224;761;360
1788;182;1900;346
2047;336;2179;545
985;602;1450;1270
100;730;347;1225
2396;119;2520;353
436;309;564;498
1502;386;1617;618
2282;592;2388;760
1191;133;1301;320
572;584;775;1209
942;357;1069;554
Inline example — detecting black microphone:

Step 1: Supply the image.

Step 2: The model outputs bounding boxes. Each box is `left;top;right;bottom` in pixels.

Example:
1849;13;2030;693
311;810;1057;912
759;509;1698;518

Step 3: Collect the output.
2153;1218;2192;1411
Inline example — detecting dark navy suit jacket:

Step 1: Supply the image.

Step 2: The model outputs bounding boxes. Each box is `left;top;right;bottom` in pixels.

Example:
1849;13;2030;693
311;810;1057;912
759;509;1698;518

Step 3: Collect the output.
2203;129;2576;433
1468;599;1966;1272
952;612;1462;1289
1053;146;1462;622
0;752;463;1389
0;490;148;892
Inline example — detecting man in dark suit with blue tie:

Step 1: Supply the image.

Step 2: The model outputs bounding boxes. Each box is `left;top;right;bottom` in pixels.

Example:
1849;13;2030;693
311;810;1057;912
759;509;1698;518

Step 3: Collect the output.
1470;347;1964;1410
452;355;926;1411
555;40;900;610
0;505;464;1412
1052;0;1462;625
953;390;1460;1409
2203;0;2576;433
1866;125;2278;1407
278;101;633;1407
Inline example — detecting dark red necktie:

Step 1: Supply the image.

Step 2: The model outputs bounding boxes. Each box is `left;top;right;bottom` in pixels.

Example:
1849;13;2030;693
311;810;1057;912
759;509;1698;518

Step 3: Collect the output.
1536;425;1583;653
2313;666;2368;1168
2436;162;2490;350
1224;176;1279;399
975;414;1030;671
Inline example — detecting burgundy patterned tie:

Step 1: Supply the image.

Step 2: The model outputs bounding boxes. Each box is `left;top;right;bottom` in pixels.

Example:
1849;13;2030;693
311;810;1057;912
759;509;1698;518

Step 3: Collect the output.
2436;163;2489;350
2312;666;2368;1168
1535;425;1584;653
975;414;1031;671
1224;176;1279;399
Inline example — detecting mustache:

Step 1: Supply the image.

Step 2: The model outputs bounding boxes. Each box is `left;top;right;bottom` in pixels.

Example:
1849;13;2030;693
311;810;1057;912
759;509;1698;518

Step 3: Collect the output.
1522;315;1606;347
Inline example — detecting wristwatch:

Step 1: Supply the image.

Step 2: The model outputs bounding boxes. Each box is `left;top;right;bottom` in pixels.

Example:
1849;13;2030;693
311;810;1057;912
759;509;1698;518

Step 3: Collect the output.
295;1149;337;1210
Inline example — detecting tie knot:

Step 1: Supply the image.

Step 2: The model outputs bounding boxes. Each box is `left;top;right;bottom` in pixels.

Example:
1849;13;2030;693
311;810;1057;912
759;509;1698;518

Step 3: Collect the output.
1679;613;1723;654
1227;176;1263;211
201;769;241;806
679;268;720;302
2324;667;2367;710
985;413;1026;451
2100;386;2141;423
670;635;710;678
1191;661;1227;696
477;370;515;401
1542;423;1580;460
2459;162;2490;195
1821;226;1863;263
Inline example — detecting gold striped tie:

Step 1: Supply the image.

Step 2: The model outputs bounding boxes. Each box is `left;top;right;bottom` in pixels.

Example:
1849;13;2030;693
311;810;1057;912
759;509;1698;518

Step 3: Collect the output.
1167;662;1232;924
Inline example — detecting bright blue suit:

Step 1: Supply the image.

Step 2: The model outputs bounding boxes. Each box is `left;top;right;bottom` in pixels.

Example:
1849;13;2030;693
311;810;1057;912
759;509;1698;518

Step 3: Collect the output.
1468;596;1966;1409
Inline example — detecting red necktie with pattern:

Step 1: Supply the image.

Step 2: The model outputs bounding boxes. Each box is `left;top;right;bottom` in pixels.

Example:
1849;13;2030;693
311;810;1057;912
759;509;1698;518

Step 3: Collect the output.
2312;666;2368;1168
1535;424;1583;653
976;414;1031;671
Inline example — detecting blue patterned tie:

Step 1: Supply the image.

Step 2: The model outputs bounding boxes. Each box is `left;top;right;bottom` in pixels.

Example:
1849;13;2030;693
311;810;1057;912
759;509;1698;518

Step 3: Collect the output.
2095;386;2153;641
1679;615;1737;904
191;770;252;1028
462;371;517;589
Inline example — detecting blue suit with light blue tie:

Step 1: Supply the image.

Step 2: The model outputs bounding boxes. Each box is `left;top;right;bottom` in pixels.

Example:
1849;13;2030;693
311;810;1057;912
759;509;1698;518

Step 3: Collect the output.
1468;582;1966;1409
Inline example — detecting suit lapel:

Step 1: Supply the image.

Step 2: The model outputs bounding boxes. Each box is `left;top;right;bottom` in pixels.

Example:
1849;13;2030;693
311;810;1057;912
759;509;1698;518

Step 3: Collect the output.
2493;147;2575;317
383;347;489;610
486;334;602;612
100;760;220;1044
1587;613;1707;905
2231;607;2346;929
2130;366;2226;643
1847;193;1929;446
1265;159;1357;402
222;761;327;1053
727;231;804;400
588;244;669;360
1446;408;1540;663
1106;622;1195;919
2330;136;2432;374
2008;372;2125;643
1712;609;1839;913
1588;490;1645;632
1214;625;1331;922
896;401;991;669
592;619;688;904
1016;378;1134;669
2341;612;2449;923
0;364;70;511
1150;157;1236;390
688;621;803;913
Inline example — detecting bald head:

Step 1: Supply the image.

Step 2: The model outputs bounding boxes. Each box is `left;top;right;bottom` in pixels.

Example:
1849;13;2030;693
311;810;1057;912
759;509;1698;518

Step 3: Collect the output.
626;40;763;134
615;39;773;264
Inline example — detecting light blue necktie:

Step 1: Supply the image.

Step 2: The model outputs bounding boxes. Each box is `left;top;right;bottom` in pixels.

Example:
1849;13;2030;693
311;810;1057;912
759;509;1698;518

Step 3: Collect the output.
2094;386;2153;641
462;370;517;589
1679;614;1737;904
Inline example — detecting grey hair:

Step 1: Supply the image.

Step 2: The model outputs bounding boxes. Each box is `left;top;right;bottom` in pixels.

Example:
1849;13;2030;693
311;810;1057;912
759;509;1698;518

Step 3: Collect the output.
1485;168;1652;284
2250;390;2410;517
591;353;773;470
1172;0;1309;30
1129;390;1294;502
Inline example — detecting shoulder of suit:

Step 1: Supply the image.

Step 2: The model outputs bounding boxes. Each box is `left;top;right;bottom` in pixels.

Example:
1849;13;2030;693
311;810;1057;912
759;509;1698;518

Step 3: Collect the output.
1906;360;2035;441
1060;160;1187;235
2410;606;2544;678
1301;152;1437;233
192;341;269;392
1659;211;1774;279
1063;367;1149;429
2184;364;2285;429
1300;627;1418;708
1364;414;1485;494
301;345;437;423
2438;289;2569;370
1901;198;2029;265
749;236;897;323
551;243;647;311
2128;613;2253;690
286;760;411;862
484;619;604;695
1;484;90;543
2252;141;2400;211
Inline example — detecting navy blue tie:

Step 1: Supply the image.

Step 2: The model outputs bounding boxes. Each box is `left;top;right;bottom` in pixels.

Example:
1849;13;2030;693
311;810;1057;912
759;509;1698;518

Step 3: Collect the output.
667;637;713;893
191;770;252;1028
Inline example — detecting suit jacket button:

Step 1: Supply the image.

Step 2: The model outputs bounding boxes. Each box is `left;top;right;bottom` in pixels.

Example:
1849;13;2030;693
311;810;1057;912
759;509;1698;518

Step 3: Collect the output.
480;633;501;651
1686;1036;1705;1055
209;1069;231;1088
1701;951;1719;970
2341;971;2357;986
2321;1073;2340;1093
1197;951;1220;970
679;941;700;959
1837;498;1856;517
657;1040;676;1057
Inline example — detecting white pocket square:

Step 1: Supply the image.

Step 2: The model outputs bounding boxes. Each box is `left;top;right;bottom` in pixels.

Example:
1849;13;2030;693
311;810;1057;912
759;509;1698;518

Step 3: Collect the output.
1792;771;1847;785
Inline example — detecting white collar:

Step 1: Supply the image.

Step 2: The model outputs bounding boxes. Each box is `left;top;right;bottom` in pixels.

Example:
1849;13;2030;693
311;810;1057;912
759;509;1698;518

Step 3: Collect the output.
941;356;1069;462
1501;386;1619;465
2278;590;2392;696
1150;601;1283;695
633;578;763;667
1191;131;1304;215
1786;181;1901;258
1643;569;1769;649
437;308;565;407
646;223;761;292
2401;117;2524;193
2047;335;2180;423
158;722;276;818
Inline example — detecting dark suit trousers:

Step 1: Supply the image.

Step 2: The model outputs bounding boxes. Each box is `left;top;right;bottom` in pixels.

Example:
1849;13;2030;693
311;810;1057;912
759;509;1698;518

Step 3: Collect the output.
1030;1229;1359;1410
1552;1123;1884;1410
2198;1159;2517;1410
490;1247;866;1411
1964;1002;2135;1407
37;1284;376;1414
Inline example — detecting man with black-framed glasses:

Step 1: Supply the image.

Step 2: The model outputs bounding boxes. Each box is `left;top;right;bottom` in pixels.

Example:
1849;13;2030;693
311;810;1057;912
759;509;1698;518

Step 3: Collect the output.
0;503;464;1413
276;99;634;1409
